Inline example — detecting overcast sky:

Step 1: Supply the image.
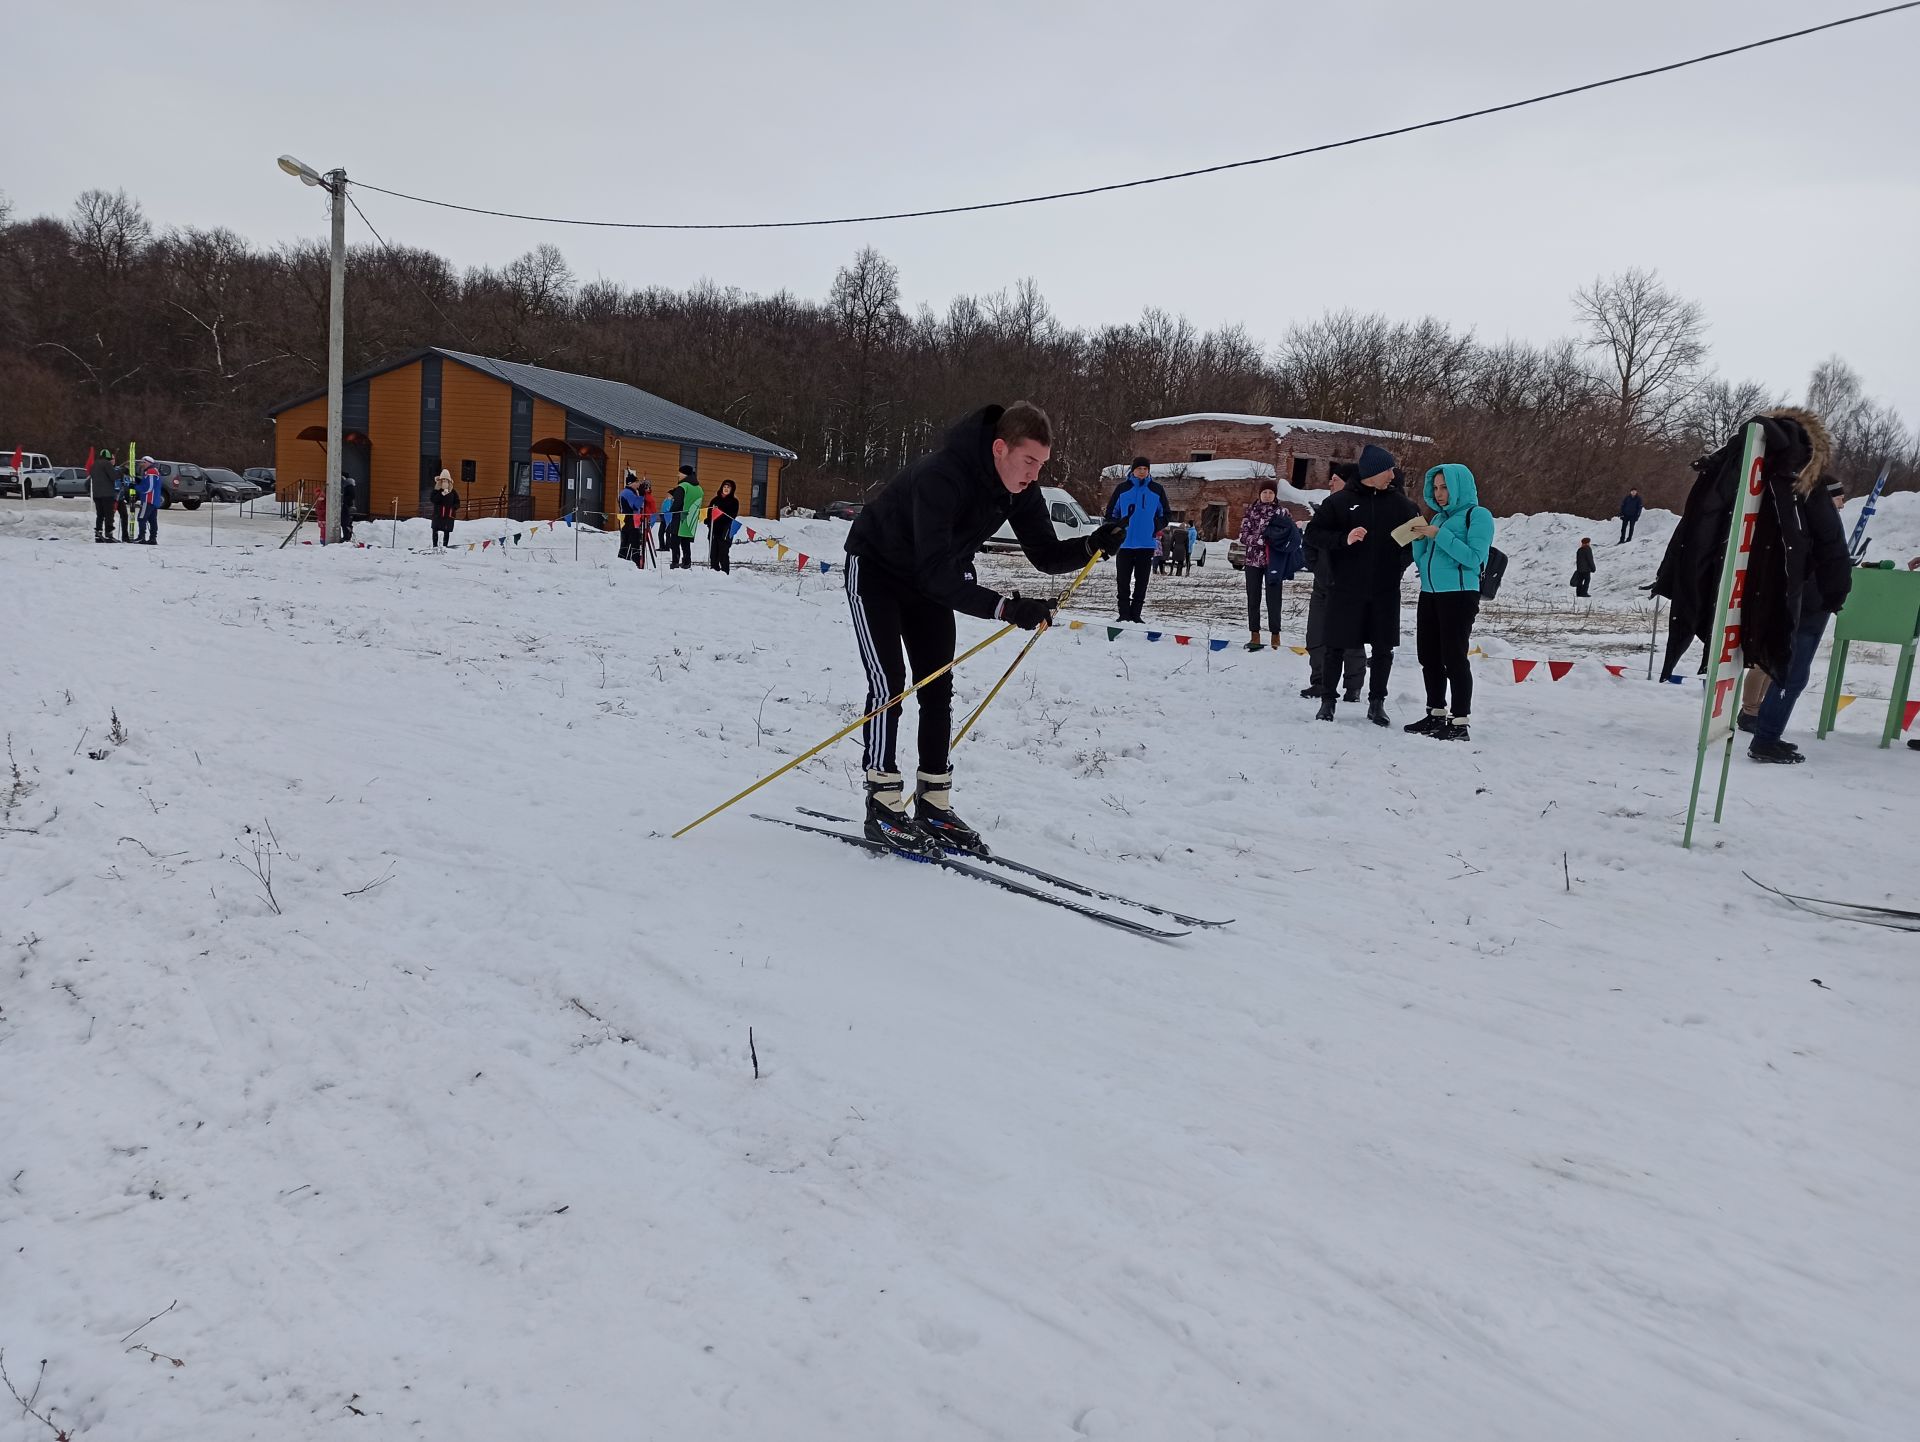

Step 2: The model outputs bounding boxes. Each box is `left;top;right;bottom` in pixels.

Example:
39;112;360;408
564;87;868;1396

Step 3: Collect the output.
13;0;1920;422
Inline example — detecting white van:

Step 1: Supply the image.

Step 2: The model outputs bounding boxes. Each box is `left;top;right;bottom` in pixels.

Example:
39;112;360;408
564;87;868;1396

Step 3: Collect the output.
0;451;55;498
984;485;1093;551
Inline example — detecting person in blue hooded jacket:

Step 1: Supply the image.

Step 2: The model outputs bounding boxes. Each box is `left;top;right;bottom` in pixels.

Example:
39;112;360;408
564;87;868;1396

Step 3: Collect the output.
1105;457;1170;622
1406;463;1496;740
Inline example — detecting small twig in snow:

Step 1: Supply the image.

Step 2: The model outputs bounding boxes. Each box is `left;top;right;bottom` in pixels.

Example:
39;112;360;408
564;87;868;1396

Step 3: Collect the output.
749;1026;760;1080
342;862;397;898
120;1298;178;1343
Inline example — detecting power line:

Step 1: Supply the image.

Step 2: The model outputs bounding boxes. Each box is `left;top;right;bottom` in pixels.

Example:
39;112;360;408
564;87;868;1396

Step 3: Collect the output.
347;3;1916;232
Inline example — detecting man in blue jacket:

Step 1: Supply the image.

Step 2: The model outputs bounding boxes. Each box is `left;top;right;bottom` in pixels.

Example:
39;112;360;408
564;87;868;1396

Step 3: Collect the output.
135;457;163;544
1617;488;1643;543
1105;457;1170;623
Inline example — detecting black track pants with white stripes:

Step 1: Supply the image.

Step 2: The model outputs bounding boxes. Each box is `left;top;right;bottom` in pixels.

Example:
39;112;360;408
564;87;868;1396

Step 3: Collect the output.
845;555;957;776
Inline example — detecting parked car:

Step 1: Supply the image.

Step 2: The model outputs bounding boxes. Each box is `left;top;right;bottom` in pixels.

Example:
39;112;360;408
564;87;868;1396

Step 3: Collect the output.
242;467;276;498
203;467;262;502
147;460;211;509
983;486;1092;551
47;467;93;498
815;500;864;522
0;451;55;497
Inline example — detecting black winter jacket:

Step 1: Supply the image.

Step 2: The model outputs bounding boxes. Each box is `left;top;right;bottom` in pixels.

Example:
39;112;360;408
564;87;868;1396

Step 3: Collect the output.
845;406;1088;619
1652;411;1821;681
1303;484;1419;602
88;456;118;502
709;491;739;536
1802;483;1852;616
430;488;460;523
1574;544;1596;576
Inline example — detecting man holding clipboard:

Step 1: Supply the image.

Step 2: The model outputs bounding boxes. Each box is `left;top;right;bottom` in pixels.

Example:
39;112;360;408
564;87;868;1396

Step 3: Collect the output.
1302;445;1420;726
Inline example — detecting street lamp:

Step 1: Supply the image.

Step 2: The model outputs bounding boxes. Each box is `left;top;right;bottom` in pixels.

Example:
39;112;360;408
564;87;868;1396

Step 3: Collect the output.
278;153;345;544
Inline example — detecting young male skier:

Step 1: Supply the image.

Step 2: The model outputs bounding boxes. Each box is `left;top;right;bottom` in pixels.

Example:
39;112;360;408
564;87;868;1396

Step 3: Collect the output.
843;401;1124;854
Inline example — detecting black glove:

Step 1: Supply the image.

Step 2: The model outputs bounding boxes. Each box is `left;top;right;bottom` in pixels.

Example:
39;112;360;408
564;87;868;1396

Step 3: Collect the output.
1002;594;1055;630
1086;521;1128;557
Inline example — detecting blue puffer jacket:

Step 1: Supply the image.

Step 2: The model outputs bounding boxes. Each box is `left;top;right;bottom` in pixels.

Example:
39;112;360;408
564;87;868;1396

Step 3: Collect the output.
1105;474;1170;550
1412;463;1495;594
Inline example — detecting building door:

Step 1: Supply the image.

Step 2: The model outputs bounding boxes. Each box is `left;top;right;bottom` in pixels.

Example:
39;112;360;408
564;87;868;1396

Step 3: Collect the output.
1291;456;1312;487
1203;502;1228;542
566;455;605;526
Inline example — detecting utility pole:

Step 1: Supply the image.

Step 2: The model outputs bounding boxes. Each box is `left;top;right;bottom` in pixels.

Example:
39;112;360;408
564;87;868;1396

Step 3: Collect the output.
324;168;346;545
278;154;347;544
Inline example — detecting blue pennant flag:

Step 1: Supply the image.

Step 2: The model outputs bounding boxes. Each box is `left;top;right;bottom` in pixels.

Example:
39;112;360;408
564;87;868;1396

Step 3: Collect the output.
819;560;832;573
1208;638;1229;652
1145;631;1163;643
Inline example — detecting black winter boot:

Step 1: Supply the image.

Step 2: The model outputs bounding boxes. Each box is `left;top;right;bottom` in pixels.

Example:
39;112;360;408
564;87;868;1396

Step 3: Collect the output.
1366;700;1391;728
864;771;937;854
1747;739;1805;764
1315;695;1337;722
914;771;987;855
1343;685;1363;704
1405;709;1447;736
1437;718;1472;741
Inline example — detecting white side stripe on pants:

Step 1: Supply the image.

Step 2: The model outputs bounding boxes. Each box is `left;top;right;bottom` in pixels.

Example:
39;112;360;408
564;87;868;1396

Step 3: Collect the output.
845;555;891;773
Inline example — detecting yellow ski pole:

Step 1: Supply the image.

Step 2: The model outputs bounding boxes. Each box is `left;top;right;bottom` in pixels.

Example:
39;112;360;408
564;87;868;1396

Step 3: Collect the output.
951;549;1105;749
673;621;1017;839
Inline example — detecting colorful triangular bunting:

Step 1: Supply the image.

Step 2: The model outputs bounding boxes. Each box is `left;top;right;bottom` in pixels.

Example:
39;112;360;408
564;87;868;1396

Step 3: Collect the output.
1547;660;1573;681
1512;659;1536;683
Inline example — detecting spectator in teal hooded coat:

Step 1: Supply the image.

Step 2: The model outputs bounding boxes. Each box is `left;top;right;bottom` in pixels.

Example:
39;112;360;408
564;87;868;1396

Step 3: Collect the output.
1407;463;1495;740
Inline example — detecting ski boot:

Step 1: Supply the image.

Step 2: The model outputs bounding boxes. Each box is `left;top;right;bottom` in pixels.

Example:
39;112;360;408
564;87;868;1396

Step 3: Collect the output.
913;770;987;856
864;771;937;855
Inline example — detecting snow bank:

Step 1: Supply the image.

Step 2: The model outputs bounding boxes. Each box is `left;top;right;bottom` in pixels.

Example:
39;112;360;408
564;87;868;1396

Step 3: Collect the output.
1132;411;1431;443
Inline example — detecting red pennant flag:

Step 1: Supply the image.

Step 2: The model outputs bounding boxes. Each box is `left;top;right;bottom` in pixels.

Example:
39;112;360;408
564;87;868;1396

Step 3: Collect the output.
482;539;492;550
1905;700;1920;732
84;446;96;471
745;528;757;541
1512;659;1537;683
1604;664;1626;677
1547;660;1574;681
9;448;19;473
796;552;809;569
1174;634;1191;646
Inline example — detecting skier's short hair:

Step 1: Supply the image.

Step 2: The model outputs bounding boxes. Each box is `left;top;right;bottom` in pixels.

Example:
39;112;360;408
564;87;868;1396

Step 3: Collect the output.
996;401;1052;450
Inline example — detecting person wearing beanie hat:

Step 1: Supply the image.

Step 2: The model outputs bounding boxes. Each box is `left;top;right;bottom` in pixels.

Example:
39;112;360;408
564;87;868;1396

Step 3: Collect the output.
1302;446;1419;725
1104;457;1171;622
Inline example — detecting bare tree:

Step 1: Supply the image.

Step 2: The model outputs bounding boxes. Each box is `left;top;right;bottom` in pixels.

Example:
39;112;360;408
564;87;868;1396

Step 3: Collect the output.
1679;376;1781;451
70;189;152;276
1573;268;1707;437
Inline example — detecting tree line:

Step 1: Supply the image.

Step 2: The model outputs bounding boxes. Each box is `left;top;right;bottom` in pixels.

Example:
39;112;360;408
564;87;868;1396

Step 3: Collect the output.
2;186;1913;516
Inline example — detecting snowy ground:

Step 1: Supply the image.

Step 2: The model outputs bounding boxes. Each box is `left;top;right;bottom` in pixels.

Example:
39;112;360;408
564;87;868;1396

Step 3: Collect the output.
2;492;1917;1441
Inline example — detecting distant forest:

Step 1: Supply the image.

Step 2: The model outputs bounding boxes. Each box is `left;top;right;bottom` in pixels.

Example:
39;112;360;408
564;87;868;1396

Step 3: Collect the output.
2;186;1914;516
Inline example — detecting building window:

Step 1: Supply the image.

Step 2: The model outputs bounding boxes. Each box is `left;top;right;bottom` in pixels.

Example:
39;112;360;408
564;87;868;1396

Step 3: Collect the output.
1291;457;1311;486
1189;451;1213;462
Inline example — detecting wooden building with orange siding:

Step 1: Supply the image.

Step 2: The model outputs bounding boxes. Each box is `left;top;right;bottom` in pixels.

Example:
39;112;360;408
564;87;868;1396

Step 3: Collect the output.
268;348;794;524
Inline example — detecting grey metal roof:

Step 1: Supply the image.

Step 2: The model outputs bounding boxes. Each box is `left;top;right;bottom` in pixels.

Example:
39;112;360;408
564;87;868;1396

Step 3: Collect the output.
436;349;796;459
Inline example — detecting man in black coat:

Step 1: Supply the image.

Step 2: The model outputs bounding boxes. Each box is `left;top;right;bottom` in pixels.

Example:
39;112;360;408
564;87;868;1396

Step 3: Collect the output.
844;402;1124;853
1617;489;1644;543
1572;539;1596;598
87;448;118;542
1301;464;1368;700
1748;474;1852;763
1303;445;1419;725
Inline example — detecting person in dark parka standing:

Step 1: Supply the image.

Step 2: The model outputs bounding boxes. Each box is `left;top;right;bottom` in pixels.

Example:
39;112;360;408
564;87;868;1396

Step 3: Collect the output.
1302;464;1368;700
1572;538;1596;598
1748;474;1852;763
87;447;119;542
1303;445;1420;725
1617;489;1644;543
1651;406;1827;688
708;478;740;572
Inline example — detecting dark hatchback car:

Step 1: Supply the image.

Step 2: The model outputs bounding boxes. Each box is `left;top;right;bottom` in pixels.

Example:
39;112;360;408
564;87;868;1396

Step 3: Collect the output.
816;500;864;522
203;467;263;502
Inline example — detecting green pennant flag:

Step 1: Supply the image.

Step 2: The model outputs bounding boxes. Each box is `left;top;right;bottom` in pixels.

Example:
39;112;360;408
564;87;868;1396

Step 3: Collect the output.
1106;627;1122;642
513;532;522;544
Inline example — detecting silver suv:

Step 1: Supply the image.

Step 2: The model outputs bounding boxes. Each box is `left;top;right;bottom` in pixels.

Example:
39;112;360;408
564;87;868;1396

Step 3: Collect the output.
148;461;211;509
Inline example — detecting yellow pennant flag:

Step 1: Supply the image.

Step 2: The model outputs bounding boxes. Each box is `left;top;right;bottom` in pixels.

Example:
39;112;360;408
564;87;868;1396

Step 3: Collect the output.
1836;694;1857;713
1067;620;1085;630
466;543;475;552
777;544;790;561
1290;646;1308;656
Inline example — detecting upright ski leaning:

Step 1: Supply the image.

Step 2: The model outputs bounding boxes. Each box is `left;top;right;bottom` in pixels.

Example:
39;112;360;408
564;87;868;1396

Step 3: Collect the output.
841;402;1125;855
